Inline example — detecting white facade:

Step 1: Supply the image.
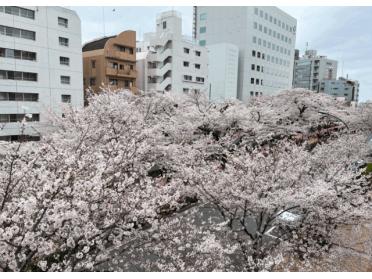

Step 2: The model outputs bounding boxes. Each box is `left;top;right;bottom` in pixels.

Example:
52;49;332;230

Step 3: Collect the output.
136;11;208;94
193;6;297;102
207;43;239;102
319;77;359;103
293;49;338;91
0;6;83;140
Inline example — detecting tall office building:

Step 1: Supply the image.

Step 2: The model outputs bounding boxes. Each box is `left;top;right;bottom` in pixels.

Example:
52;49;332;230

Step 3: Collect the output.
136;11;208;94
0;6;83;141
193;6;297;102
293;49;338;91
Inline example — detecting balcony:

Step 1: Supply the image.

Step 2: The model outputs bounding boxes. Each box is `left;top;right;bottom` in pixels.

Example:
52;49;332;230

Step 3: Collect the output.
106;67;136;78
105;50;135;62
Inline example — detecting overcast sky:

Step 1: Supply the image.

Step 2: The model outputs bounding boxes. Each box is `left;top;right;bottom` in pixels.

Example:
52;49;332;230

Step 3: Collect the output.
71;6;372;102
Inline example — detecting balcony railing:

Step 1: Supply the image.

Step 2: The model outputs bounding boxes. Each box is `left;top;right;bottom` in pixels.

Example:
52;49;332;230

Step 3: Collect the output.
106;67;136;78
105;50;135;61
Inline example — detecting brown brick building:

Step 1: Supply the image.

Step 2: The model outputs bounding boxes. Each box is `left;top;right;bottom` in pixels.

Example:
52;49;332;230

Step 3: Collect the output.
82;30;136;94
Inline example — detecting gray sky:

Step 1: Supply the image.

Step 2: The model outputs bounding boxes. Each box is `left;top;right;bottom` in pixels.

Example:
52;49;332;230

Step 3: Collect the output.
71;6;372;102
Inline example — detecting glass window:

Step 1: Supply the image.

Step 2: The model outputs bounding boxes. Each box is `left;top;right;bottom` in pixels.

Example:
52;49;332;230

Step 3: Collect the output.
200;13;207;20
183;61;189;67
90;77;96;86
0;70;6;79
60;56;70;66
0;92;8;100
61;76;70;84
199;40;206;46
22;72;37;81
58;17;68;28
195;51;201;56
199;26;206;33
162;21;166;29
59;37;69;47
184;48;190;54
254;22;257;29
254;8;258;15
252;50;256;57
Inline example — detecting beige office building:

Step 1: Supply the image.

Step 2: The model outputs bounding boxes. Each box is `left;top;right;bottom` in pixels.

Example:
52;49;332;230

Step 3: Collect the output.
82;30;136;94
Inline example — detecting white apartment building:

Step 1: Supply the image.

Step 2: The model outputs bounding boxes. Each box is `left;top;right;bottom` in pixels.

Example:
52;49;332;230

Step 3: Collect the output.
0;6;83;141
293;49;338;92
136;11;208;94
193;6;297;102
319;77;359;103
207;43;239;102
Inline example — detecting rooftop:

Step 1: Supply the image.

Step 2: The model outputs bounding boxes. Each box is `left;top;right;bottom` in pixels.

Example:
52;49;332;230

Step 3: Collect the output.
82;35;115;52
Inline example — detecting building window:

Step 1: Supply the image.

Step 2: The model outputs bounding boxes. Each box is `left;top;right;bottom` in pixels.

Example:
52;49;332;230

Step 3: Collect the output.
162;21;166;29
61;76;70;84
250;91;254;97
196;77;204;83
183;88;189;93
199;40;206;46
0;6;35;19
0;47;36;61
58;17;68;28
0;25;35;40
183;61;189;67
251;64;255;70
252;36;256;43
257;65;260;71
0;70;37;81
0;92;38;102
252;50;256;57
130;64;133;70
262;53;265;59
184;48;190;54
91;60;96;68
251;78;254;84
60;56;70;66
256;79;259;85
195;50;201;56
257;51;261;58
183;75;192;81
254;22;257;29
254;8;258;15
109;78;118;86
89;77;96;86
200;26;206;33
61;94;71;103
59;37;69;47
0;113;39;123
200;13;207;20
124;80;130;87
195;64;200;69
260;10;263;17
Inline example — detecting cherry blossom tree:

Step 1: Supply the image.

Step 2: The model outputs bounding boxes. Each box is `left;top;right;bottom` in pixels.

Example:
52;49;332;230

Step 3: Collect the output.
0;88;370;271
